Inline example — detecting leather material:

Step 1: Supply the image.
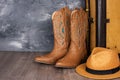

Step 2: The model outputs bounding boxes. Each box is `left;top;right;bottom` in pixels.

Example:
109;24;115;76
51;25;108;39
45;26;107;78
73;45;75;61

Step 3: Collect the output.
55;8;88;68
34;7;71;64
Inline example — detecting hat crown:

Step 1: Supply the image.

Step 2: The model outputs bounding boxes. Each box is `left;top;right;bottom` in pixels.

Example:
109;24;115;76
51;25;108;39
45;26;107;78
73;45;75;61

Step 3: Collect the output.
86;47;119;70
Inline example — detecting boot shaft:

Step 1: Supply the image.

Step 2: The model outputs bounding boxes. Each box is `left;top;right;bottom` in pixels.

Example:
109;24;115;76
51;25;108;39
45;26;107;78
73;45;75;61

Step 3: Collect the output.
52;7;71;49
70;8;88;49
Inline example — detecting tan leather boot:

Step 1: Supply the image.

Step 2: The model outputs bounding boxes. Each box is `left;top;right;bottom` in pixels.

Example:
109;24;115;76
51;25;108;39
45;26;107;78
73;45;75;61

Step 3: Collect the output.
34;7;71;64
55;8;88;68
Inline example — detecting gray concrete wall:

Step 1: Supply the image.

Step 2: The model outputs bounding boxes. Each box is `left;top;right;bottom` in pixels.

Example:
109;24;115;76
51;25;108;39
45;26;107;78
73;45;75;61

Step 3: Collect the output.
0;0;85;52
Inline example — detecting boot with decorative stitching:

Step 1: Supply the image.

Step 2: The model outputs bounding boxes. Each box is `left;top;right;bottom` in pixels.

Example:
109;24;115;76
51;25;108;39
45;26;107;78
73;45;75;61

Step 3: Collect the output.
34;7;71;64
55;8;88;68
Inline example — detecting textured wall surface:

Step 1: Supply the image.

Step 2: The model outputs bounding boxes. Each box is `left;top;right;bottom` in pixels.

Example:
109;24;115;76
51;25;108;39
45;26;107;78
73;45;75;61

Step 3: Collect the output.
0;0;85;51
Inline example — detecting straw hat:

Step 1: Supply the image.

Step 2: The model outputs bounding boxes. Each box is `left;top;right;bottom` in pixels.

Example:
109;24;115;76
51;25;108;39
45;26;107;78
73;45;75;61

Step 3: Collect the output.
76;47;120;79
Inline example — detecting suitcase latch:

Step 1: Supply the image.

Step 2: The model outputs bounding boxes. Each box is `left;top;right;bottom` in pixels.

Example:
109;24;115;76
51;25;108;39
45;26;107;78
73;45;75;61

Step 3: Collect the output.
88;17;94;23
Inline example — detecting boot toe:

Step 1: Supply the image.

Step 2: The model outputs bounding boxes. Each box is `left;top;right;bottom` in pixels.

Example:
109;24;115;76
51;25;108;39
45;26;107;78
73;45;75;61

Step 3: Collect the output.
55;61;67;67
34;56;43;62
34;56;46;63
55;59;77;68
34;56;55;64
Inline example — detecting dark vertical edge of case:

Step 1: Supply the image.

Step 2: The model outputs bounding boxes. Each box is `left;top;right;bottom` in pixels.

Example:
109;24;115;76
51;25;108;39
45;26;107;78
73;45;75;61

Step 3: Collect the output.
96;0;106;47
87;0;91;56
85;0;91;56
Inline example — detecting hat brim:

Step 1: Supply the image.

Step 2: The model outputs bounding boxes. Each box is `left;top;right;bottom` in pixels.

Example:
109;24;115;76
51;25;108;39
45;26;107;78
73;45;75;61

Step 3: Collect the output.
76;63;120;79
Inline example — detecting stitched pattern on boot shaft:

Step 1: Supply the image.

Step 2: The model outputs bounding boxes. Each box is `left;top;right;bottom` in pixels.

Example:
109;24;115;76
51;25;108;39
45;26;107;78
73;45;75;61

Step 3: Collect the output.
53;14;65;46
52;7;71;48
71;10;82;48
70;9;88;49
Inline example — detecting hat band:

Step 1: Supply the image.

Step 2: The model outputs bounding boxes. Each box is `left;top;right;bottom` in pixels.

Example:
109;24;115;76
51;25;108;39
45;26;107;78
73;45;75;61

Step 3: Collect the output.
86;66;120;75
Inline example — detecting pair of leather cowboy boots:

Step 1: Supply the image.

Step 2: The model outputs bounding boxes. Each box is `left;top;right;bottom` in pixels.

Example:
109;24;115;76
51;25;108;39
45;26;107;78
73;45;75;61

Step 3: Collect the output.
34;7;88;68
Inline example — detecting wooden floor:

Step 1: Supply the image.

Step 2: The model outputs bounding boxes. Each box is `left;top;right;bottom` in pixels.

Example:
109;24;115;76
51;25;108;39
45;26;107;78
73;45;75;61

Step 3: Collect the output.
0;52;119;80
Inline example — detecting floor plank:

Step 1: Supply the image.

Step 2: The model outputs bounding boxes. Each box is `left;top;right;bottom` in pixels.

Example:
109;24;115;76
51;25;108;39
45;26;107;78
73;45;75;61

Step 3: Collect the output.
0;52;119;80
